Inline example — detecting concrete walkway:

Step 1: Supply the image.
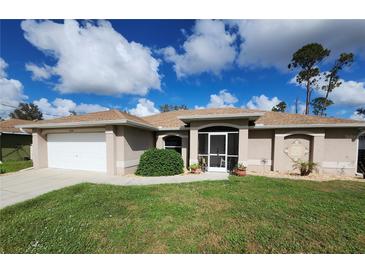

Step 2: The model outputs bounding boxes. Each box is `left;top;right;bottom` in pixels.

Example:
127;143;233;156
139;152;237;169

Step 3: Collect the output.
0;168;229;208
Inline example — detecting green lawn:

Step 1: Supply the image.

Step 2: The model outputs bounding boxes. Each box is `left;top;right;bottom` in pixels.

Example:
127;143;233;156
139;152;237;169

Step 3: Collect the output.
1;176;364;253
0;160;32;173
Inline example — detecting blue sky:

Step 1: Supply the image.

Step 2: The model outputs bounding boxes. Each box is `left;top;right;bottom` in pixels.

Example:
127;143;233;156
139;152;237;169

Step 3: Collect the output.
1;19;365;119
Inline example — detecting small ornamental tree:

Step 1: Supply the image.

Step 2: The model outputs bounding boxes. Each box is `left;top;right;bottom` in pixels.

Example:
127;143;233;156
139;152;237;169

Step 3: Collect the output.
272;101;287;112
136;148;184;176
311;97;334;116
9;103;43;120
288;43;330;115
319;53;354;116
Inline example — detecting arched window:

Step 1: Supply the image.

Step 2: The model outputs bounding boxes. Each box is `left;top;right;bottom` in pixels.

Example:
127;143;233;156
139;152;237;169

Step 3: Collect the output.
164;136;182;154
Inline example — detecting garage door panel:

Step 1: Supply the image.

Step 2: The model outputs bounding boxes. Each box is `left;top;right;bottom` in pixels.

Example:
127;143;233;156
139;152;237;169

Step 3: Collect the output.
47;133;106;172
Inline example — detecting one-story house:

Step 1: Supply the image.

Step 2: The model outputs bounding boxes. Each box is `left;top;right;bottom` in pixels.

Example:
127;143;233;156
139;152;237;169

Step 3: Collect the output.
18;108;365;176
0;119;33;162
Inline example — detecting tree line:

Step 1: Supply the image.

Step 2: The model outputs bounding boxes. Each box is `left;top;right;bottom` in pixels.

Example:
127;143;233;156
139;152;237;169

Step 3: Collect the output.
272;43;355;116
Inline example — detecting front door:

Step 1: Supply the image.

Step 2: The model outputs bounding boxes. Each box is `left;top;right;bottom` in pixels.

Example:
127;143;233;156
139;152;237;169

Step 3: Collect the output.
208;133;227;172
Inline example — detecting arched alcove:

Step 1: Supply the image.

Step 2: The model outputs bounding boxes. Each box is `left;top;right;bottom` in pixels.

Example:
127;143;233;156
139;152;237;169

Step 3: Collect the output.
163;135;182;154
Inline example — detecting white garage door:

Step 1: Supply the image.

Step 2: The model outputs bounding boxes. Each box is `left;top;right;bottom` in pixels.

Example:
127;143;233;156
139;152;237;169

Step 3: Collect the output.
47;132;107;172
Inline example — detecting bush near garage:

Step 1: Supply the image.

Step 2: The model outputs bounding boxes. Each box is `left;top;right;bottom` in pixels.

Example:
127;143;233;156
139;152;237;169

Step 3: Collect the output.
136;148;184;176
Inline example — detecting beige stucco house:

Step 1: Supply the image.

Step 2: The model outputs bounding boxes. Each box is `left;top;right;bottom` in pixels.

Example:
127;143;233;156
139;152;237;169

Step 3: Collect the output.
18;108;365;176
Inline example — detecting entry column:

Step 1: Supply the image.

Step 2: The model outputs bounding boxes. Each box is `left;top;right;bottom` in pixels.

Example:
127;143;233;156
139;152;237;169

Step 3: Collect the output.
189;128;198;165
312;133;325;173
238;127;248;166
105;126;116;176
32;128;48;169
273;131;285;172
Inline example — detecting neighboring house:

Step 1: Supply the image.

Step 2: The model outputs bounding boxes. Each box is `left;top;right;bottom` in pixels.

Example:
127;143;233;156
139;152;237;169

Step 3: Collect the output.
0;119;33;162
18;108;365;176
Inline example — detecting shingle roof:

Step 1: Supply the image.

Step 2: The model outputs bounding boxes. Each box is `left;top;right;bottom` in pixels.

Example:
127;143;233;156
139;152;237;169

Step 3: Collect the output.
256;111;361;126
17;108;365;130
34;109;153;126
144;108;262;128
0;119;33;134
143;107;363;128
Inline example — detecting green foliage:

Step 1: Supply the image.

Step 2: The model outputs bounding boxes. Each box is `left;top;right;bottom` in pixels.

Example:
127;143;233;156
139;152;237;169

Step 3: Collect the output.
293;161;317;176
356;107;365;115
189;163;200;170
9;103;43;120
0;160;33;173
272;101;287;112
136;148;184;176
235;163;247;171
288;43;331;115
289;43;354;116
311;97;334;116
320;53;354;116
159;104;188;112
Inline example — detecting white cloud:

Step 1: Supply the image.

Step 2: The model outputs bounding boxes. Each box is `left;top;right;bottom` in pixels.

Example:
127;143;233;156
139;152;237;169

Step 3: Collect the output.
234;20;365;70
289;101;306;114
33;98;108;119
246;94;281;110
21;20;161;96
195;89;238;109
129;98;160;117
0;58;8;78
318;80;365;106
350;112;365;121
290;74;365;107
25;63;53;80
0;58;28;118
161;20;236;77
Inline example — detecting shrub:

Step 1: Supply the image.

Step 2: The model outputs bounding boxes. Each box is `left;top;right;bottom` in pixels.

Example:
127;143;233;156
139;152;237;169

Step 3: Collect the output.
189;163;200;170
293;160;317;176
136;149;184;176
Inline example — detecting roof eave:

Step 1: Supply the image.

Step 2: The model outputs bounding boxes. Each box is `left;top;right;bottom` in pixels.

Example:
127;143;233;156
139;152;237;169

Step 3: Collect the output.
178;112;265;122
16;119;158;131
252;123;365;129
0;131;31;135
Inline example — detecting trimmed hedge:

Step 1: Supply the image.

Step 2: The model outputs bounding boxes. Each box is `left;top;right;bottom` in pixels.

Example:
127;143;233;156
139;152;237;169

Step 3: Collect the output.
136;148;184;176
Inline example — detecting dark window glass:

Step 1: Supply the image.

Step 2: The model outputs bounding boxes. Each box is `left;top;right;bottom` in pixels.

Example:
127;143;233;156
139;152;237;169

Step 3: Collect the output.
210;135;226;154
210;155;226;168
228;133;238;155
166;147;182;154
164;136;182;147
227;157;238;171
198;134;208;154
198;126;238;132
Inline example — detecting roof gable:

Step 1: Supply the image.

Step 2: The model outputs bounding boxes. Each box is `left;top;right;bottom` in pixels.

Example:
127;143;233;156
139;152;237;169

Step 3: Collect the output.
0;119;33;134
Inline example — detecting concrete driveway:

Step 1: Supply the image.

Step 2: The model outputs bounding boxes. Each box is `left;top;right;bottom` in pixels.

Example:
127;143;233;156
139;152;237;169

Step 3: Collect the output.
0;168;229;208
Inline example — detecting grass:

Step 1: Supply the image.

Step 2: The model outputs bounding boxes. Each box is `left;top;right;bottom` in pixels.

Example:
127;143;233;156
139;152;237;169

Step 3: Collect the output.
0;160;32;173
0;176;364;253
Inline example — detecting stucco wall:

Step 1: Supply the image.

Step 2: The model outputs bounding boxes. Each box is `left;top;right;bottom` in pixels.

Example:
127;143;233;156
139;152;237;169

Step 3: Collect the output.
247;129;273;171
123;126;154;174
323;128;357;175
32;129;48;169
190;119;249;129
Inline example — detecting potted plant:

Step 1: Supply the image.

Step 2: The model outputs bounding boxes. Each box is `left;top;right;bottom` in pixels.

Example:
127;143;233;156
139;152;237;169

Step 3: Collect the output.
293;160;317;176
189;163;202;174
234;163;247;176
